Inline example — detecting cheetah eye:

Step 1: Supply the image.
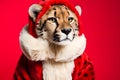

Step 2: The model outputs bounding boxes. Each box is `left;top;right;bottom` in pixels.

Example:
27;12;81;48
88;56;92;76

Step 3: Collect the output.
68;17;74;23
47;17;56;23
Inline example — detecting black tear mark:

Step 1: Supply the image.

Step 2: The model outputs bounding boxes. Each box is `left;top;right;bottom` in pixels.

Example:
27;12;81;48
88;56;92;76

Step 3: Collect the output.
54;11;56;17
40;20;46;30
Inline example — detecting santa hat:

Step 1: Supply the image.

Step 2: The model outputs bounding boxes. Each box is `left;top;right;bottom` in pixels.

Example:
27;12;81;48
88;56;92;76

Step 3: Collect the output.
28;0;82;37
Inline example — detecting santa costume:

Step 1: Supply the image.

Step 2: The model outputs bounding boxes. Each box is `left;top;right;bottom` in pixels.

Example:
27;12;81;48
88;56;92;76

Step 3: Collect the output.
14;0;95;80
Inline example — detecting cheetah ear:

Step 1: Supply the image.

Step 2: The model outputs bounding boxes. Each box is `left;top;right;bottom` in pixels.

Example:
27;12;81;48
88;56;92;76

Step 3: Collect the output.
29;4;42;21
75;5;82;16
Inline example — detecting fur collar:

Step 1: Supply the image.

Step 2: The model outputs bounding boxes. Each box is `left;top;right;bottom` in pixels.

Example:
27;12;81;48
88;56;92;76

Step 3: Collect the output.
20;25;86;62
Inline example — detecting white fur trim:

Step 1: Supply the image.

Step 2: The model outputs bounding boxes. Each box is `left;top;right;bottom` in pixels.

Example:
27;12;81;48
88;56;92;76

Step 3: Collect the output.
20;25;86;62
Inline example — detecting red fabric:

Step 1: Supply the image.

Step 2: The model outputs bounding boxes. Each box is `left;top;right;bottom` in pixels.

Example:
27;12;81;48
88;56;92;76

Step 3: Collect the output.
14;55;43;80
14;53;95;80
28;0;82;37
28;17;38;37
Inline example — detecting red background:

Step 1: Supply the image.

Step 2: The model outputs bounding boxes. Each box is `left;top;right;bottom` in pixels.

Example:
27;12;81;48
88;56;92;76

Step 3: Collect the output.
0;0;120;80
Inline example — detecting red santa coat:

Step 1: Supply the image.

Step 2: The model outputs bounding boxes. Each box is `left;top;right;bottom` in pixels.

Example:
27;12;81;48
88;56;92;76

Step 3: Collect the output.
14;0;95;80
14;53;95;80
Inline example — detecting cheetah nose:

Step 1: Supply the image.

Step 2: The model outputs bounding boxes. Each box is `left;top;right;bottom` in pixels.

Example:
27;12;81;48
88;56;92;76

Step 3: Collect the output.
61;28;71;35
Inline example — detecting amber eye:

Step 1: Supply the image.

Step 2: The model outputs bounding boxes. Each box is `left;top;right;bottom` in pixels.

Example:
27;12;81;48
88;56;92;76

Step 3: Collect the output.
68;17;74;23
47;17;56;23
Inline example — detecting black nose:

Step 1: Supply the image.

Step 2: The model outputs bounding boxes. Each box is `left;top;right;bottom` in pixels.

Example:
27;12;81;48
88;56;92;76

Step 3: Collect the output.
61;28;71;35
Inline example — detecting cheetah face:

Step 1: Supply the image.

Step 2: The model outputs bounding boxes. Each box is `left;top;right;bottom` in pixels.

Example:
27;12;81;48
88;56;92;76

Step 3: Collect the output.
29;4;81;46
